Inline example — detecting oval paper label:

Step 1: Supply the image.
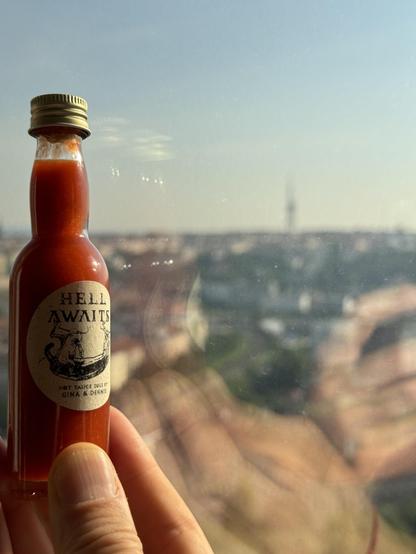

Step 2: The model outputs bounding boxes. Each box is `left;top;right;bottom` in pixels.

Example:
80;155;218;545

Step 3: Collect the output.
26;281;111;410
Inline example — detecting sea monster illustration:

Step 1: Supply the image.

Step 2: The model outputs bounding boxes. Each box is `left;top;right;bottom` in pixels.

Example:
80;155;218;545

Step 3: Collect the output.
44;322;109;380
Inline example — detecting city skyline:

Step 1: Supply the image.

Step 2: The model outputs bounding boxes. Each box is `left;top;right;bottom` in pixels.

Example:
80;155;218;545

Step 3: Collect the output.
2;2;416;233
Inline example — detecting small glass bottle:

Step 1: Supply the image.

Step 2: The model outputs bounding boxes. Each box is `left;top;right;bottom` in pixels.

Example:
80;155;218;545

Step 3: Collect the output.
7;94;111;497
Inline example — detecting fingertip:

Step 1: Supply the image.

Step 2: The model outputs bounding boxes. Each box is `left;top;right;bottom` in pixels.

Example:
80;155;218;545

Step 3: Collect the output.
110;405;132;428
49;443;117;506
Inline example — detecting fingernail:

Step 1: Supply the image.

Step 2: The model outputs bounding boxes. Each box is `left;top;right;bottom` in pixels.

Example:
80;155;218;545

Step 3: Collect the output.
50;444;118;504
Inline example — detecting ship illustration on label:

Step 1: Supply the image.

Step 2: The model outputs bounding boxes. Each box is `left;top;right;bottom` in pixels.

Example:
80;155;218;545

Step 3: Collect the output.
44;321;110;380
27;281;111;411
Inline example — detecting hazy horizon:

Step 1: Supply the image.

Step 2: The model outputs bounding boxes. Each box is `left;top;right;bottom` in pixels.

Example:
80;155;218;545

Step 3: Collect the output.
4;223;416;237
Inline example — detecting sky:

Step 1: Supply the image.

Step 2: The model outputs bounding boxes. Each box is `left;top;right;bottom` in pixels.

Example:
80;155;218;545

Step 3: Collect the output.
1;1;416;233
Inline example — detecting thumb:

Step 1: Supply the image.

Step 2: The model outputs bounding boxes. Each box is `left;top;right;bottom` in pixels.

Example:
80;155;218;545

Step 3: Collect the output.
48;443;142;554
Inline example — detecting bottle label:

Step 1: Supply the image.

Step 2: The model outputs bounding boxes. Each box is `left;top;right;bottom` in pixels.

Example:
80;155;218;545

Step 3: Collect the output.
26;281;111;411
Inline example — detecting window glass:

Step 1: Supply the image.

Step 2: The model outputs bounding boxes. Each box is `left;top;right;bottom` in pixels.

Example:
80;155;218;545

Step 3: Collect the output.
2;2;416;551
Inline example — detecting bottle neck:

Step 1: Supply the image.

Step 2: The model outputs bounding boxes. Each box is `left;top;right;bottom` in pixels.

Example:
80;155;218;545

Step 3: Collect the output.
30;133;89;238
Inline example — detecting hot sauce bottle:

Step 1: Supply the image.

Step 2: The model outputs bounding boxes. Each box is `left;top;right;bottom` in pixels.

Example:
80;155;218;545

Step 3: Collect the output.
7;94;110;496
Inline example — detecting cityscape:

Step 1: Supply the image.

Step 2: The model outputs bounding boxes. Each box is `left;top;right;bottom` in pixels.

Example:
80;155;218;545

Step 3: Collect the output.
1;208;416;549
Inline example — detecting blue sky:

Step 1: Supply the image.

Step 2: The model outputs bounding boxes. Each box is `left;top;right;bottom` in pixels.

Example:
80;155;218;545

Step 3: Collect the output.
2;1;416;232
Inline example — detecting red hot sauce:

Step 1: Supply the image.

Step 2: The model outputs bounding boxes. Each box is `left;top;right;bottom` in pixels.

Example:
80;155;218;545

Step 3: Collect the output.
7;95;110;496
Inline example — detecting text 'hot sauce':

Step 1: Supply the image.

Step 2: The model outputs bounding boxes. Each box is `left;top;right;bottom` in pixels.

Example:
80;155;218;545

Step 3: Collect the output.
7;94;110;496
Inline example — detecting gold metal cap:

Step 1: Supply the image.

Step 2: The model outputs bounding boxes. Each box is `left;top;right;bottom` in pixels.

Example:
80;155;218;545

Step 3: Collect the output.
29;93;91;139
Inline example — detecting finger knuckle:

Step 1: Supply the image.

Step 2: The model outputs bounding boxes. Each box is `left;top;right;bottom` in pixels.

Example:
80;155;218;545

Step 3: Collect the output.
60;503;141;554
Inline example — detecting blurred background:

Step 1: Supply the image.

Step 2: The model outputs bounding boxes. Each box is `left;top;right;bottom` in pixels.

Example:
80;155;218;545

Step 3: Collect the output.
2;1;416;551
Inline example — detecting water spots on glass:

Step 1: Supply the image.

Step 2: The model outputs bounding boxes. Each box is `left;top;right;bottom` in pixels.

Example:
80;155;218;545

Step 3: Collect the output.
150;259;174;267
110;166;120;177
140;175;165;187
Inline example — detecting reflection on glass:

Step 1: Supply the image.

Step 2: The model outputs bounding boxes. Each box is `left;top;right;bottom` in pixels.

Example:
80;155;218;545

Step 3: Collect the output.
3;229;416;551
105;231;416;552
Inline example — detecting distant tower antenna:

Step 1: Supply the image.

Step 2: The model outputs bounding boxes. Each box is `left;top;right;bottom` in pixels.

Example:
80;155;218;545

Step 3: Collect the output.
286;181;296;233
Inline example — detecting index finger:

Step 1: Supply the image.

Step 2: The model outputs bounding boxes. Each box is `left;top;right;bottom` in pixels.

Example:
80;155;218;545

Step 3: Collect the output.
109;407;213;554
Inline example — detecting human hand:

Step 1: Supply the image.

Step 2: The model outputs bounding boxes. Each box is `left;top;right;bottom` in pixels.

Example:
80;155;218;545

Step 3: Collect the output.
0;407;214;554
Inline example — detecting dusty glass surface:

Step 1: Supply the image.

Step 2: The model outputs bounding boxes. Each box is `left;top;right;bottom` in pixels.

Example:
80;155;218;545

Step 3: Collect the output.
1;1;416;552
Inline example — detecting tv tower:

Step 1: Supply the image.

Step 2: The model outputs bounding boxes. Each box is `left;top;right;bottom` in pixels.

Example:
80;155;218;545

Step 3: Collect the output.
285;181;296;233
